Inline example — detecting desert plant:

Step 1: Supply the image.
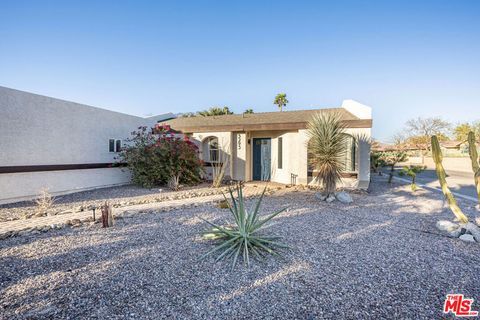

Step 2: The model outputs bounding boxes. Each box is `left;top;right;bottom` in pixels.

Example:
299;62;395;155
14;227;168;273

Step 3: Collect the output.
212;142;230;188
167;173;181;191
307;112;347;196
431;135;469;223
273;93;288;112
101;201;114;227
217;199;230;209
35;188;55;217
200;185;287;269
399;165;425;191
370;151;385;175
377;151;408;183
467;131;480;205
119;124;203;188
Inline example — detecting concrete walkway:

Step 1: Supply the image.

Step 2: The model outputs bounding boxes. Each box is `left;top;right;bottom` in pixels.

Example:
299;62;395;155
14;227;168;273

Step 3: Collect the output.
0;193;225;239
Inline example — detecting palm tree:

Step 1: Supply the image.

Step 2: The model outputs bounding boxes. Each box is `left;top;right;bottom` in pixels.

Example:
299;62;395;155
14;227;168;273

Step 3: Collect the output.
198;106;233;117
307;112;347;197
273;93;288;112
244;108;254;114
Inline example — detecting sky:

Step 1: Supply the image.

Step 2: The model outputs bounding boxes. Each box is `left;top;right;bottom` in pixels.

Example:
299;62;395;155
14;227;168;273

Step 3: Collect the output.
1;0;479;142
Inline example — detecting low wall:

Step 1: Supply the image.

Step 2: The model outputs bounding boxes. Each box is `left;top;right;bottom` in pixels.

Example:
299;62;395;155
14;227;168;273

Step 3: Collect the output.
0;168;131;204
403;157;472;173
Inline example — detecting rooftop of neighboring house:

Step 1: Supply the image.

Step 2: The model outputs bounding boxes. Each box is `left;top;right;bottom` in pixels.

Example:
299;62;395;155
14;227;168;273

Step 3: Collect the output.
162;100;372;133
373;140;465;152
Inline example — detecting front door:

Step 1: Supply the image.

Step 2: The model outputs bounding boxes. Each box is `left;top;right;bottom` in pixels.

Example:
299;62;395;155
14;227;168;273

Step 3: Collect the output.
253;138;271;181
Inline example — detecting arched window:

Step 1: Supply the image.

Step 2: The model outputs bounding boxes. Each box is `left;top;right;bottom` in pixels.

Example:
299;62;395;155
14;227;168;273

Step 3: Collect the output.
203;137;219;162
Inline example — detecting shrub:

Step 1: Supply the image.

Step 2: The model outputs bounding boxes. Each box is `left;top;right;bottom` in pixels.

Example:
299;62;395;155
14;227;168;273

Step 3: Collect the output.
377;151;408;183
399;165;425;191
307;112;347;196
35;188;55;217
119;124;203;188
201;185;288;269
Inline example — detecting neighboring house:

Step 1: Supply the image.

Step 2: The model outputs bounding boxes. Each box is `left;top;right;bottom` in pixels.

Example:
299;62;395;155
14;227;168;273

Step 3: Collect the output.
162;100;372;189
0;86;174;204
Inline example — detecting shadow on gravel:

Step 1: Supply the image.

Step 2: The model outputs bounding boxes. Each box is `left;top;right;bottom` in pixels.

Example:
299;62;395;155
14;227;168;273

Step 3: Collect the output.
2;179;480;319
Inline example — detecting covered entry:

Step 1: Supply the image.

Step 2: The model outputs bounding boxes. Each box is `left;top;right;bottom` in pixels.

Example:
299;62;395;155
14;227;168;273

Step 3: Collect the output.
252;138;271;181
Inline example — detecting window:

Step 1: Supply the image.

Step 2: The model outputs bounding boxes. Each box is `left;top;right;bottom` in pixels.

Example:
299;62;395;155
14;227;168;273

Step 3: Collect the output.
115;140;122;152
109;139;115;152
278;137;283;169
204;137;219;162
109;139;122;153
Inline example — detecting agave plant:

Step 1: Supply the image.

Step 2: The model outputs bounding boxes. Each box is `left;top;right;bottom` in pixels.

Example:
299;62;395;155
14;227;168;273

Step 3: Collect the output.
307;112;347;196
200;185;287;269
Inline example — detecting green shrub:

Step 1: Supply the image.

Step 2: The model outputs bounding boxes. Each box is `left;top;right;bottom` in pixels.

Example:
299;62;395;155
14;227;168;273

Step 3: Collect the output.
119;124;203;188
201;185;288;269
399;165;425;191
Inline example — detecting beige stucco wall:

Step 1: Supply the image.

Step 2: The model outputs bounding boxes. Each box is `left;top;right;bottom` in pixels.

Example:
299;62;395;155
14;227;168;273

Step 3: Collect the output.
189;125;371;188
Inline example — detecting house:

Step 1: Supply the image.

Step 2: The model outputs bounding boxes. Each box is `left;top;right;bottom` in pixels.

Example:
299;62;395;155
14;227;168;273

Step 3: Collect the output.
162;100;372;188
0;86;174;204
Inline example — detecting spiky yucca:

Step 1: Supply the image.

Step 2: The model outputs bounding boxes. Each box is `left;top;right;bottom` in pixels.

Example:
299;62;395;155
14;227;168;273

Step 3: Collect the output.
307;112;347;196
201;186;287;269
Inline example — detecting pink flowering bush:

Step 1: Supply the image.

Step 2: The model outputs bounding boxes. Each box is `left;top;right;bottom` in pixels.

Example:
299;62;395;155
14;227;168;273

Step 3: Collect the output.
119;124;203;188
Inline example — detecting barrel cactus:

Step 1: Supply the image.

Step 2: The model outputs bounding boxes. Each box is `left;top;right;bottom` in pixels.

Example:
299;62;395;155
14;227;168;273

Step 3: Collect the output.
467;131;480;204
431;135;469;223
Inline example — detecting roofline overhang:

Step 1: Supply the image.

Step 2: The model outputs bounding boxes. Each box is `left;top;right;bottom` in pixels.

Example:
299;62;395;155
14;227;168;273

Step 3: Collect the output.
169;119;372;133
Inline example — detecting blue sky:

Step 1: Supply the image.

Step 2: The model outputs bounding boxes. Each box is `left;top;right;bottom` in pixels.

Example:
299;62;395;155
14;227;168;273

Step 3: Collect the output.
1;0;479;141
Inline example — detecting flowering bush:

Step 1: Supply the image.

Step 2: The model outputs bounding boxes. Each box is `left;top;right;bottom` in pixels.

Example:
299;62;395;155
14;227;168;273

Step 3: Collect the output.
119;124;203;188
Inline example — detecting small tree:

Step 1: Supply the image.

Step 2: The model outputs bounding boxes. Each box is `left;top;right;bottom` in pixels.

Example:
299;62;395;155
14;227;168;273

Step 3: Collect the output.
378;151;408;183
399;165;425;191
402;117;450;163
307;112;347;197
454;122;480;143
244;108;254;114
274;93;288;112
119;124;203;188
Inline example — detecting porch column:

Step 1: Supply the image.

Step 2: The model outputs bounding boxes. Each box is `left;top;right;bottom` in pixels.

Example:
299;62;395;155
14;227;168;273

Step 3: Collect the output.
357;140;371;189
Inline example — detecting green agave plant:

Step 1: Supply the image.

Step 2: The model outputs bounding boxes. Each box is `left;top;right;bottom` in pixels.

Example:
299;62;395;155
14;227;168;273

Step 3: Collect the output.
200;185;288;269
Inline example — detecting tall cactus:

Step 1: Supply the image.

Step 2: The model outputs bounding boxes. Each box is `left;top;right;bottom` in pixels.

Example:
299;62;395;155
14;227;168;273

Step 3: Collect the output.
467;131;480;204
431;135;469;223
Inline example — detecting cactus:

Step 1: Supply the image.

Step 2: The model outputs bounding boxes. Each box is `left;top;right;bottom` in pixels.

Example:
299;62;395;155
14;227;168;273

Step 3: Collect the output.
431;135;469;223
467;131;480;204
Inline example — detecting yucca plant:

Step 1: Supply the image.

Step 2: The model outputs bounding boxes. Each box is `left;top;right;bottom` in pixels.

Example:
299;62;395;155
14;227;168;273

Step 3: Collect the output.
200;185;287;269
307;112;347;196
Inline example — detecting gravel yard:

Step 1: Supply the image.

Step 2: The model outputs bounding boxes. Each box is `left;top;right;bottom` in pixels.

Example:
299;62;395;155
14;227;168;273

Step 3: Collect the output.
1;177;480;319
0;183;225;222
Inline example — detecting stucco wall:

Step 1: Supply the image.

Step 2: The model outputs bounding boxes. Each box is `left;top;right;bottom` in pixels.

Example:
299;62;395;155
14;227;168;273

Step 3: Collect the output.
0;86;171;166
0;168;131;205
0;86;174;203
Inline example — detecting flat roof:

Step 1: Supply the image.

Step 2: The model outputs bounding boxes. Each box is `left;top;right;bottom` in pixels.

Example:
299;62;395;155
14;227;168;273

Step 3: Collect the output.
162;108;372;133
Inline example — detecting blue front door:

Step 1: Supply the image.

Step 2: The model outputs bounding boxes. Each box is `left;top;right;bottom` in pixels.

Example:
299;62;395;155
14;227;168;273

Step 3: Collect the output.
253;138;271;181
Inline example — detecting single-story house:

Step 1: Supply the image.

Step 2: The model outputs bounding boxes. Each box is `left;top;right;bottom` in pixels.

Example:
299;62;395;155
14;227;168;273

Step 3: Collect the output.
0;86;174;204
162;100;372;189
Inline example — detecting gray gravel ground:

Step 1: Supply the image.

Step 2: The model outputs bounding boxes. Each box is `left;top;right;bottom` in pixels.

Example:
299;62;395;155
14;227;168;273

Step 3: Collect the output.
1;177;480;319
0;183;216;222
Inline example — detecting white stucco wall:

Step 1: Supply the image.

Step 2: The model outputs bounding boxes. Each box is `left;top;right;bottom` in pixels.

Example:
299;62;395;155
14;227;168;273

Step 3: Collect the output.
0;168;131;205
0;86;174;203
